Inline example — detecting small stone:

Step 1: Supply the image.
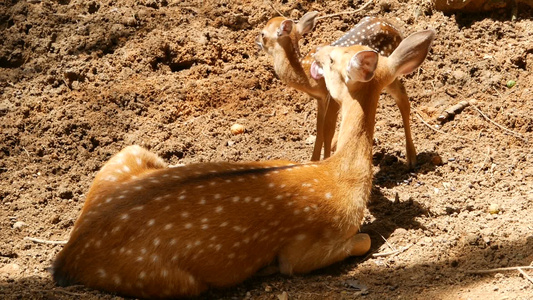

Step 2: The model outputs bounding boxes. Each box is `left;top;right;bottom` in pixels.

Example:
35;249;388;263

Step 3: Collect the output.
452;70;468;83
445;207;456;215
123;16;137;27
13;221;27;230
264;285;272;292
305;135;316;145
450;260;459;267
0;263;21;278
277;291;289;300
431;155;443;165
488;203;500;214
466;233;479;245
50;215;61;224
59;190;74;200
230;123;245;135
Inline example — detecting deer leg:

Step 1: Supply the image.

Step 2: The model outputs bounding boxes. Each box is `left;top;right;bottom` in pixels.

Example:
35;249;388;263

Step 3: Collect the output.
322;96;340;159
84;146;167;208
277;233;370;275
385;79;417;168
311;98;327;161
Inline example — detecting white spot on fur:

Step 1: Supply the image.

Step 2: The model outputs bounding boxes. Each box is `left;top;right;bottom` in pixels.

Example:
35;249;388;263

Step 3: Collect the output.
97;268;107;278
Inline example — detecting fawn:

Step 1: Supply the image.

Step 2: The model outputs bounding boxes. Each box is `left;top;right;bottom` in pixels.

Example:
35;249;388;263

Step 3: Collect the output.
51;30;435;298
258;13;418;168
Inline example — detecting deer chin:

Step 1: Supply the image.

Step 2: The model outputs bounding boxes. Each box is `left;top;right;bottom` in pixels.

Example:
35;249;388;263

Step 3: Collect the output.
310;61;324;80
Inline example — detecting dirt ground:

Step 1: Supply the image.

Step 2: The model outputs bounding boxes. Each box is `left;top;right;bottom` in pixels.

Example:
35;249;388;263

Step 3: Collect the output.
1;0;532;299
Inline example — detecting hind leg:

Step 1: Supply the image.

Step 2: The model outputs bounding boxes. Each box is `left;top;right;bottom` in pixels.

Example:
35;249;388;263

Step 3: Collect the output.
385;79;417;168
84;145;167;208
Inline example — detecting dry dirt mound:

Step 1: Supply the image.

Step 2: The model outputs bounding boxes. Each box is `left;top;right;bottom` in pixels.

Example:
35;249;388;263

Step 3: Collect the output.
1;0;532;299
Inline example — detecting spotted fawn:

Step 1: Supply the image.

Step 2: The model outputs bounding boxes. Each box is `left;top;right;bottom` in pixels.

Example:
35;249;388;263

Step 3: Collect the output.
51;28;435;299
258;13;418;167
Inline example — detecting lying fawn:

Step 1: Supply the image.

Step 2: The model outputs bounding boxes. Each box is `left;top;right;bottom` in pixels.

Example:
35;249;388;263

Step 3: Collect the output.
258;13;418;167
52;30;434;298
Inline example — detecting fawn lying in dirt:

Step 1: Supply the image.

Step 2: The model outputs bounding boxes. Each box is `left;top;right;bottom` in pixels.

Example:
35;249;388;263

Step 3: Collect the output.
52;29;435;298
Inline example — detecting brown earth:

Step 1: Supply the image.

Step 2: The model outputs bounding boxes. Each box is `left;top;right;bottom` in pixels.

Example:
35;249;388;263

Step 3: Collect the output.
1;0;532;299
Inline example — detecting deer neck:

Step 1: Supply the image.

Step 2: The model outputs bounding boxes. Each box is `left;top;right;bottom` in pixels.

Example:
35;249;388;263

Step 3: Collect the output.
323;80;384;210
273;40;325;99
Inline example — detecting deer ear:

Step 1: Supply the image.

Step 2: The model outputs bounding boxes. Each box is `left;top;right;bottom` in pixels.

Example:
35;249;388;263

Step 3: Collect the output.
296;11;319;35
278;20;293;36
389;29;435;76
346;50;379;83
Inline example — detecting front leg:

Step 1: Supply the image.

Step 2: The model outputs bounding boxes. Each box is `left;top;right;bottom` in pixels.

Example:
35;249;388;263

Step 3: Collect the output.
322;96;340;159
311;98;327;161
385;79;417;168
277;233;371;275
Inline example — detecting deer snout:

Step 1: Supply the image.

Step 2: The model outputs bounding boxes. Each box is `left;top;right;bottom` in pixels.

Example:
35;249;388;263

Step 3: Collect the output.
255;33;264;50
310;61;324;80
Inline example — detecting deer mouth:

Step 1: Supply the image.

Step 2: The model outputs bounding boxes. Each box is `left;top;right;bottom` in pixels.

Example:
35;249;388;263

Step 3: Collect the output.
310;61;324;80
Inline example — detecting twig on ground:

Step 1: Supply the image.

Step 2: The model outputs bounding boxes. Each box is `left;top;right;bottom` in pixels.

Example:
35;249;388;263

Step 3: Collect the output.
268;1;286;18
24;237;68;245
464;266;533;274
372;244;412;258
379;234;396;251
316;0;374;20
518;268;533;284
415;111;448;134
415;111;475;142
437;99;475;124
470;104;527;142
22;147;31;158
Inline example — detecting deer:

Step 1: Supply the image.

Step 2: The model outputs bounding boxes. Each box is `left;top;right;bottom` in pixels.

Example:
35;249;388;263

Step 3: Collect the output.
51;29;435;298
257;13;418;168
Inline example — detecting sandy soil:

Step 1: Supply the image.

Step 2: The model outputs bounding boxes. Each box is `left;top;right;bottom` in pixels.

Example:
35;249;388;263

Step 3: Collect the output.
1;0;532;299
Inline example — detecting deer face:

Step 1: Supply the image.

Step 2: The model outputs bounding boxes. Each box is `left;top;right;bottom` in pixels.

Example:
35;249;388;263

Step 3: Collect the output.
311;45;378;102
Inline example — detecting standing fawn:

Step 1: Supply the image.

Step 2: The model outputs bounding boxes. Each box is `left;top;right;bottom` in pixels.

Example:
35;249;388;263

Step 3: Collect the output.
258;13;418;167
52;30;435;298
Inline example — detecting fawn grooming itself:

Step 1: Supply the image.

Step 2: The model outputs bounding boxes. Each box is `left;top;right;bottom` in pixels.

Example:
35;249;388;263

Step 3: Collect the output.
258;13;418;167
52;30;435;298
